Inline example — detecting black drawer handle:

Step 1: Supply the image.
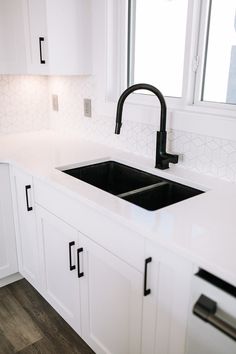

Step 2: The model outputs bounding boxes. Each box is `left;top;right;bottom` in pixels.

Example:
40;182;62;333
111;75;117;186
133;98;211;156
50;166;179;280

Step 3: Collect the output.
144;257;152;296
193;294;236;341
39;37;46;64
77;248;84;278
25;185;33;211
69;242;76;271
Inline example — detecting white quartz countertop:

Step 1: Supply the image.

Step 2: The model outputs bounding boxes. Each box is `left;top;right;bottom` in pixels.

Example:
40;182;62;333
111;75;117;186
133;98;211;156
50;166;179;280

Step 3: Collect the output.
1;130;236;286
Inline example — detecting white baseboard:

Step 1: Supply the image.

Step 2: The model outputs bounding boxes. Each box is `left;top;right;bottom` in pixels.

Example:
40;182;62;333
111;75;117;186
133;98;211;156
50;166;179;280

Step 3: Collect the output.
0;273;23;288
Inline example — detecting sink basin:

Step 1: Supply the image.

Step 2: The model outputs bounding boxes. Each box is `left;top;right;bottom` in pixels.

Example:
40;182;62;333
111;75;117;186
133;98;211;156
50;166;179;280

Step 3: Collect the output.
62;161;204;211
63;160;163;196
122;181;203;211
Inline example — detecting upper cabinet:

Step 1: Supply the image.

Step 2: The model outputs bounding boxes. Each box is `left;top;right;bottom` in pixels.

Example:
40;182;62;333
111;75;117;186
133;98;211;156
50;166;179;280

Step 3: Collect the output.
0;0;92;75
0;0;28;74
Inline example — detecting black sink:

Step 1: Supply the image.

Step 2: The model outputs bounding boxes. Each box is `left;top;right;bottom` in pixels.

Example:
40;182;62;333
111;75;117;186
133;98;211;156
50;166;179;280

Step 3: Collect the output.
122;181;203;211
62;161;204;211
63;161;163;196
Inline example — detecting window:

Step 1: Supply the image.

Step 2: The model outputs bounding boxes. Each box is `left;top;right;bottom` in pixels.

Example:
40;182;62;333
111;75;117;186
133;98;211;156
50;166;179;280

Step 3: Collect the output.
127;0;236;108
201;0;236;104
128;0;189;98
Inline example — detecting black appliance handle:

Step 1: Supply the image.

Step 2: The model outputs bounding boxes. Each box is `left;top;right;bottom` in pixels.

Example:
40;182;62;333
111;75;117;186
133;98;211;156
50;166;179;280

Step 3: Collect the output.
193;294;236;341
77;248;84;278
69;241;76;271
25;185;33;211
144;257;152;296
39;37;46;64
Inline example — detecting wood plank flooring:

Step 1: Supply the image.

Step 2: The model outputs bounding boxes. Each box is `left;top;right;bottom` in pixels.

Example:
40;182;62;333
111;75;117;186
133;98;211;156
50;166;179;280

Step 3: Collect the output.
0;279;94;354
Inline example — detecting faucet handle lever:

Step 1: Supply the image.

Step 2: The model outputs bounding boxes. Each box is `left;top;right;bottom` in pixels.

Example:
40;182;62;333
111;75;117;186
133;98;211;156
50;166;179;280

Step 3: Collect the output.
164;153;179;164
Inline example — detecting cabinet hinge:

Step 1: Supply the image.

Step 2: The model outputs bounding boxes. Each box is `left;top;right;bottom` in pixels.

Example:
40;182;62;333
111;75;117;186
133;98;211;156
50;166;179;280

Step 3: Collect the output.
192;56;200;73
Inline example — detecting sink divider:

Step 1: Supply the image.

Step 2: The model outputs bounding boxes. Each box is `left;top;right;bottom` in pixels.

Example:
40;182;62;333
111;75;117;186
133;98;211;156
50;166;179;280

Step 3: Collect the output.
117;181;169;199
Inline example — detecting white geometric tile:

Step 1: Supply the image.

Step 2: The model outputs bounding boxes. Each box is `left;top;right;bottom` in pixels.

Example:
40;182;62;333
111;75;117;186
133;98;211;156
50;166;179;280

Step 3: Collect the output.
0;75;49;135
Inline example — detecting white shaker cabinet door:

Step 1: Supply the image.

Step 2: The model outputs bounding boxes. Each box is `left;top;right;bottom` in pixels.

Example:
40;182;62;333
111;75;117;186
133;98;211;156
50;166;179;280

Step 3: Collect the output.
80;233;143;354
25;0;48;74
26;0;91;75
142;242;193;354
0;0;91;75
0;0;28;74
0;164;18;280
11;167;40;288
45;0;91;75
36;205;81;335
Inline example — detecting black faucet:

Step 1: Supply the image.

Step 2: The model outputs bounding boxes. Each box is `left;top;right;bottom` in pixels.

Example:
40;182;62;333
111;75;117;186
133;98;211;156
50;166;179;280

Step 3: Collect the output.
115;83;178;170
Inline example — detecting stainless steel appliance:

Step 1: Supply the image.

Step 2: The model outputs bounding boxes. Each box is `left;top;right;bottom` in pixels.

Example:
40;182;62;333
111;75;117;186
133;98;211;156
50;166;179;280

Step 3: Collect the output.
186;269;236;354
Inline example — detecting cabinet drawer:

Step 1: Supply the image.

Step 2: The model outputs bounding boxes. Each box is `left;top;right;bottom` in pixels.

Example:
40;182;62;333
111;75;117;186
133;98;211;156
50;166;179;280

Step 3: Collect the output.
34;178;145;272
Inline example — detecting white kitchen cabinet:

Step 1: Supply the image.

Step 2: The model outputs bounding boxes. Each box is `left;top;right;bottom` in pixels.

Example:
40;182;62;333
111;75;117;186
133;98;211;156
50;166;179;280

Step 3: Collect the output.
24;0;48;74
35;202;143;354
11;167;40;288
0;0;28;74
80;233;143;354
26;0;92;75
36;205;81;334
44;0;91;75
0;164;18;280
0;0;91;75
142;241;193;354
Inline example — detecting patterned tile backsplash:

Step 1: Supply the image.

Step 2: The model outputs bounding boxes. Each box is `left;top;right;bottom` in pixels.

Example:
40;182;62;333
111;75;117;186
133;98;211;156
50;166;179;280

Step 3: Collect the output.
0;75;50;134
1;74;236;182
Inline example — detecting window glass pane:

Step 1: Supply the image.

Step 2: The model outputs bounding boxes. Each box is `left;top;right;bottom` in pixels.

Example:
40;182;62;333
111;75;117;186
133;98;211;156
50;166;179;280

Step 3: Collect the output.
131;0;188;97
202;0;236;104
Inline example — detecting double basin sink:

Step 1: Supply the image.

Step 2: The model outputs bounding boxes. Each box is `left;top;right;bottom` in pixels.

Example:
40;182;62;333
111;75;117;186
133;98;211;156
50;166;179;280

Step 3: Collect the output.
62;161;204;211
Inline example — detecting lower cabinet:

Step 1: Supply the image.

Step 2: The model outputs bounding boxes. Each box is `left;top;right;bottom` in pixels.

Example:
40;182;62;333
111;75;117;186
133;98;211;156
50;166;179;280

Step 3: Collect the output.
36;204;143;354
11;167;40;288
0;164;18;280
79;233;143;354
11;169;193;354
36;206;81;334
142;241;193;354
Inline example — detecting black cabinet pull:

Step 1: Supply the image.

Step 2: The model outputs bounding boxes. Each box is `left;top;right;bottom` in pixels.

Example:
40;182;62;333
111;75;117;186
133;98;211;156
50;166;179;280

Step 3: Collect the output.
77;248;84;278
39;37;46;64
25;185;33;211
144;257;152;296
193;294;236;341
69;242;76;271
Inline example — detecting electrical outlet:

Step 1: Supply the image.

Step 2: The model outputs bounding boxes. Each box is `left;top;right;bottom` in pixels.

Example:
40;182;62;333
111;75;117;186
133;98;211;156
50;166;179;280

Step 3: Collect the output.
84;98;92;117
52;94;59;111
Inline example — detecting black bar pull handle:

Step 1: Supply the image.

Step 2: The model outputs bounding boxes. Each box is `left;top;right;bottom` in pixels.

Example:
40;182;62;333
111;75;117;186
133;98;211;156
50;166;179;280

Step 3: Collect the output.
77;248;84;278
39;37;46;64
144;257;152;296
193;294;236;341
69;242;76;271
25;185;33;211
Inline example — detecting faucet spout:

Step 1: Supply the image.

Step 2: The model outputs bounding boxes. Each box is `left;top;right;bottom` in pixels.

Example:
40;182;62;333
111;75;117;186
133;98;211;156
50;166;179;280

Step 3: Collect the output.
115;83;178;170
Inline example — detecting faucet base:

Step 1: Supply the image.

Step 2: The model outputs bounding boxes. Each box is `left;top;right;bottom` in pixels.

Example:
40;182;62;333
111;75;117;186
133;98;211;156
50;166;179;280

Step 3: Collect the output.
156;131;179;169
155;153;179;170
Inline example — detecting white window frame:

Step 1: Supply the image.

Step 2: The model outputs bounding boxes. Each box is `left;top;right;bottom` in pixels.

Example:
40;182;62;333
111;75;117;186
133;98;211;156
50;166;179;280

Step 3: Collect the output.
193;0;236;114
106;0;236;119
126;0;199;110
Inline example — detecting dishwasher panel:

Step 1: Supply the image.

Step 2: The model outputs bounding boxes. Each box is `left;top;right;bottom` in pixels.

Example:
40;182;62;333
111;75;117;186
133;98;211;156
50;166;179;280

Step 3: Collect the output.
185;270;236;354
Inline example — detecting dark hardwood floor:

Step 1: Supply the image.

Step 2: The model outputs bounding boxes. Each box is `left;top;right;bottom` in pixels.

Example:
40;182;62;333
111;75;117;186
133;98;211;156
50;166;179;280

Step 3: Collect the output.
0;279;94;354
